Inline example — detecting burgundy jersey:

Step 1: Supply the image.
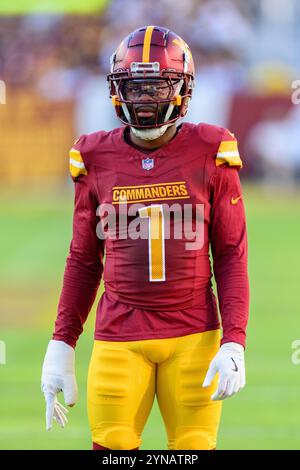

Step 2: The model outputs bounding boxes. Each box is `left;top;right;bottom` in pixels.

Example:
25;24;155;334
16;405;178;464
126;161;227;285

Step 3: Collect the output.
54;123;249;348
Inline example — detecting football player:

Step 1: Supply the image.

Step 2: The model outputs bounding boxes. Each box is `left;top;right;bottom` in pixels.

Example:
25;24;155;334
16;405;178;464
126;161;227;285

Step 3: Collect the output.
41;25;249;450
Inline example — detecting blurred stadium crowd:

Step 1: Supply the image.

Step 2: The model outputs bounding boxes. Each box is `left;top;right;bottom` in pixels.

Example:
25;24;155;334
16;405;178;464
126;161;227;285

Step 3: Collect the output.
0;0;299;183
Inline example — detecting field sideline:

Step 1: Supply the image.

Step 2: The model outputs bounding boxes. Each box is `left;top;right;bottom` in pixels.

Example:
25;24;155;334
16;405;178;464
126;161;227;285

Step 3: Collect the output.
0;183;299;449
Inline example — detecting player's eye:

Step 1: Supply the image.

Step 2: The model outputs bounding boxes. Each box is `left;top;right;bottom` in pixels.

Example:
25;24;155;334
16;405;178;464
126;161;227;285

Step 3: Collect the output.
121;79;178;100
130;87;140;94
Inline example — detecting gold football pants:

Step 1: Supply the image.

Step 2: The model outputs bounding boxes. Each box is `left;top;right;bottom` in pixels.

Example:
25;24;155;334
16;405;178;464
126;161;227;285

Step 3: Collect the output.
87;329;222;450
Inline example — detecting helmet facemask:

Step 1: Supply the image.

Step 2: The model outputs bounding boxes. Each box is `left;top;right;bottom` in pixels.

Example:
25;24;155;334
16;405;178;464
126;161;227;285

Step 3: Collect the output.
119;77;184;127
108;63;194;136
117;77;185;140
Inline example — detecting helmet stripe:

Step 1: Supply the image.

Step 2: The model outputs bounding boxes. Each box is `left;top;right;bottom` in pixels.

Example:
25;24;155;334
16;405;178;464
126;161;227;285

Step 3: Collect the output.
142;25;155;62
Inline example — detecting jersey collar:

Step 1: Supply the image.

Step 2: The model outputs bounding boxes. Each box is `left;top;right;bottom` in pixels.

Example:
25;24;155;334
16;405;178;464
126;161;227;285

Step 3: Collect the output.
117;122;191;158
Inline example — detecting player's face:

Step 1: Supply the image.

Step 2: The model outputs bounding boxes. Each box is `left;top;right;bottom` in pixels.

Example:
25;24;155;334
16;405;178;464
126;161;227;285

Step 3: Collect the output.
121;79;176;126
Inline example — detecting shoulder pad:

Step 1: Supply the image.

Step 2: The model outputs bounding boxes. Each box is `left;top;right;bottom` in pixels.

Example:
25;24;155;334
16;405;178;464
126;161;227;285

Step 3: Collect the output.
197;123;224;146
197;123;242;169
216;129;243;169
68;131;106;180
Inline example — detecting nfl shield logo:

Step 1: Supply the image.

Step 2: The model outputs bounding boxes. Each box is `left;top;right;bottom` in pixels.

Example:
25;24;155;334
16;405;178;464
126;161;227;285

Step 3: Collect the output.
142;158;154;171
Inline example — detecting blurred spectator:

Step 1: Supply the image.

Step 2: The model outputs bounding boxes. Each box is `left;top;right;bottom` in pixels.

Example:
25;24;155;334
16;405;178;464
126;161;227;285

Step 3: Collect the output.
188;0;254;55
247;105;300;182
1;0;300;183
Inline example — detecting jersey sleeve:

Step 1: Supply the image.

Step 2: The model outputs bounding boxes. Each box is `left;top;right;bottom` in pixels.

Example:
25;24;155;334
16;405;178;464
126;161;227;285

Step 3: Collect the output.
53;141;104;348
209;162;249;348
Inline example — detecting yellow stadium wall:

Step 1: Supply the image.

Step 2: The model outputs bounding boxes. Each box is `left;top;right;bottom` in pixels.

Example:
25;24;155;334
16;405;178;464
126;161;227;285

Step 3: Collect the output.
0;90;75;184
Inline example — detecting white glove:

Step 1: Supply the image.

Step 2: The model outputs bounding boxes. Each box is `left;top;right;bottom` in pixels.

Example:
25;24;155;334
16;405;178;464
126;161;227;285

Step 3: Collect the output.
41;340;78;430
202;342;245;401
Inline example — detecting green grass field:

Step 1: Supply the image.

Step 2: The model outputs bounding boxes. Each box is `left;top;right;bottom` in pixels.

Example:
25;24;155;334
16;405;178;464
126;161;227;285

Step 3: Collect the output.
0;183;300;449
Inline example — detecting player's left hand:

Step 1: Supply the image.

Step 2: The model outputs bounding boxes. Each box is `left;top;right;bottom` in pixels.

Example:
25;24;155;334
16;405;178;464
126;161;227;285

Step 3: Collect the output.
202;342;245;401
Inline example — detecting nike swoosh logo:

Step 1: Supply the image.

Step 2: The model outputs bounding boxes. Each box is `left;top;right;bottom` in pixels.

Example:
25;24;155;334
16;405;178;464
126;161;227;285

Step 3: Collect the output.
231;196;242;205
231;357;238;372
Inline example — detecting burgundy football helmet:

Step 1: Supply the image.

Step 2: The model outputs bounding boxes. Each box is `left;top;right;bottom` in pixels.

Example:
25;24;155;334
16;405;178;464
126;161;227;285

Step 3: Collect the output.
107;25;195;129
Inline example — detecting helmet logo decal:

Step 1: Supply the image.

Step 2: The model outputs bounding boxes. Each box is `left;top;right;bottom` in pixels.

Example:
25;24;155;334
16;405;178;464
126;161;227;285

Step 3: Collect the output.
172;38;191;73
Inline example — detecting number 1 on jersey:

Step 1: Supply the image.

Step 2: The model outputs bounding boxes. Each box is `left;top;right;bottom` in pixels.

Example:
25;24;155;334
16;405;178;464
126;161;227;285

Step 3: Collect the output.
138;205;165;282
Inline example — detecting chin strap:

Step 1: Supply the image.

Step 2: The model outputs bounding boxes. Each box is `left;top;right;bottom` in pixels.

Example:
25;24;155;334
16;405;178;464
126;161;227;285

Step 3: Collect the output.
163;79;184;124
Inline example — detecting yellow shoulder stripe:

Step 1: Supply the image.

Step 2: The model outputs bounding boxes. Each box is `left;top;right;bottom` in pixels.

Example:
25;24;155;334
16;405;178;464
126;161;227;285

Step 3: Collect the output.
215;139;243;168
69;147;87;178
218;140;238;153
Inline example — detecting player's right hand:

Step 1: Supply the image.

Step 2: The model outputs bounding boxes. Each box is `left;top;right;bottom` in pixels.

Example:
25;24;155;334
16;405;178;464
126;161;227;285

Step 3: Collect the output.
41;340;78;430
